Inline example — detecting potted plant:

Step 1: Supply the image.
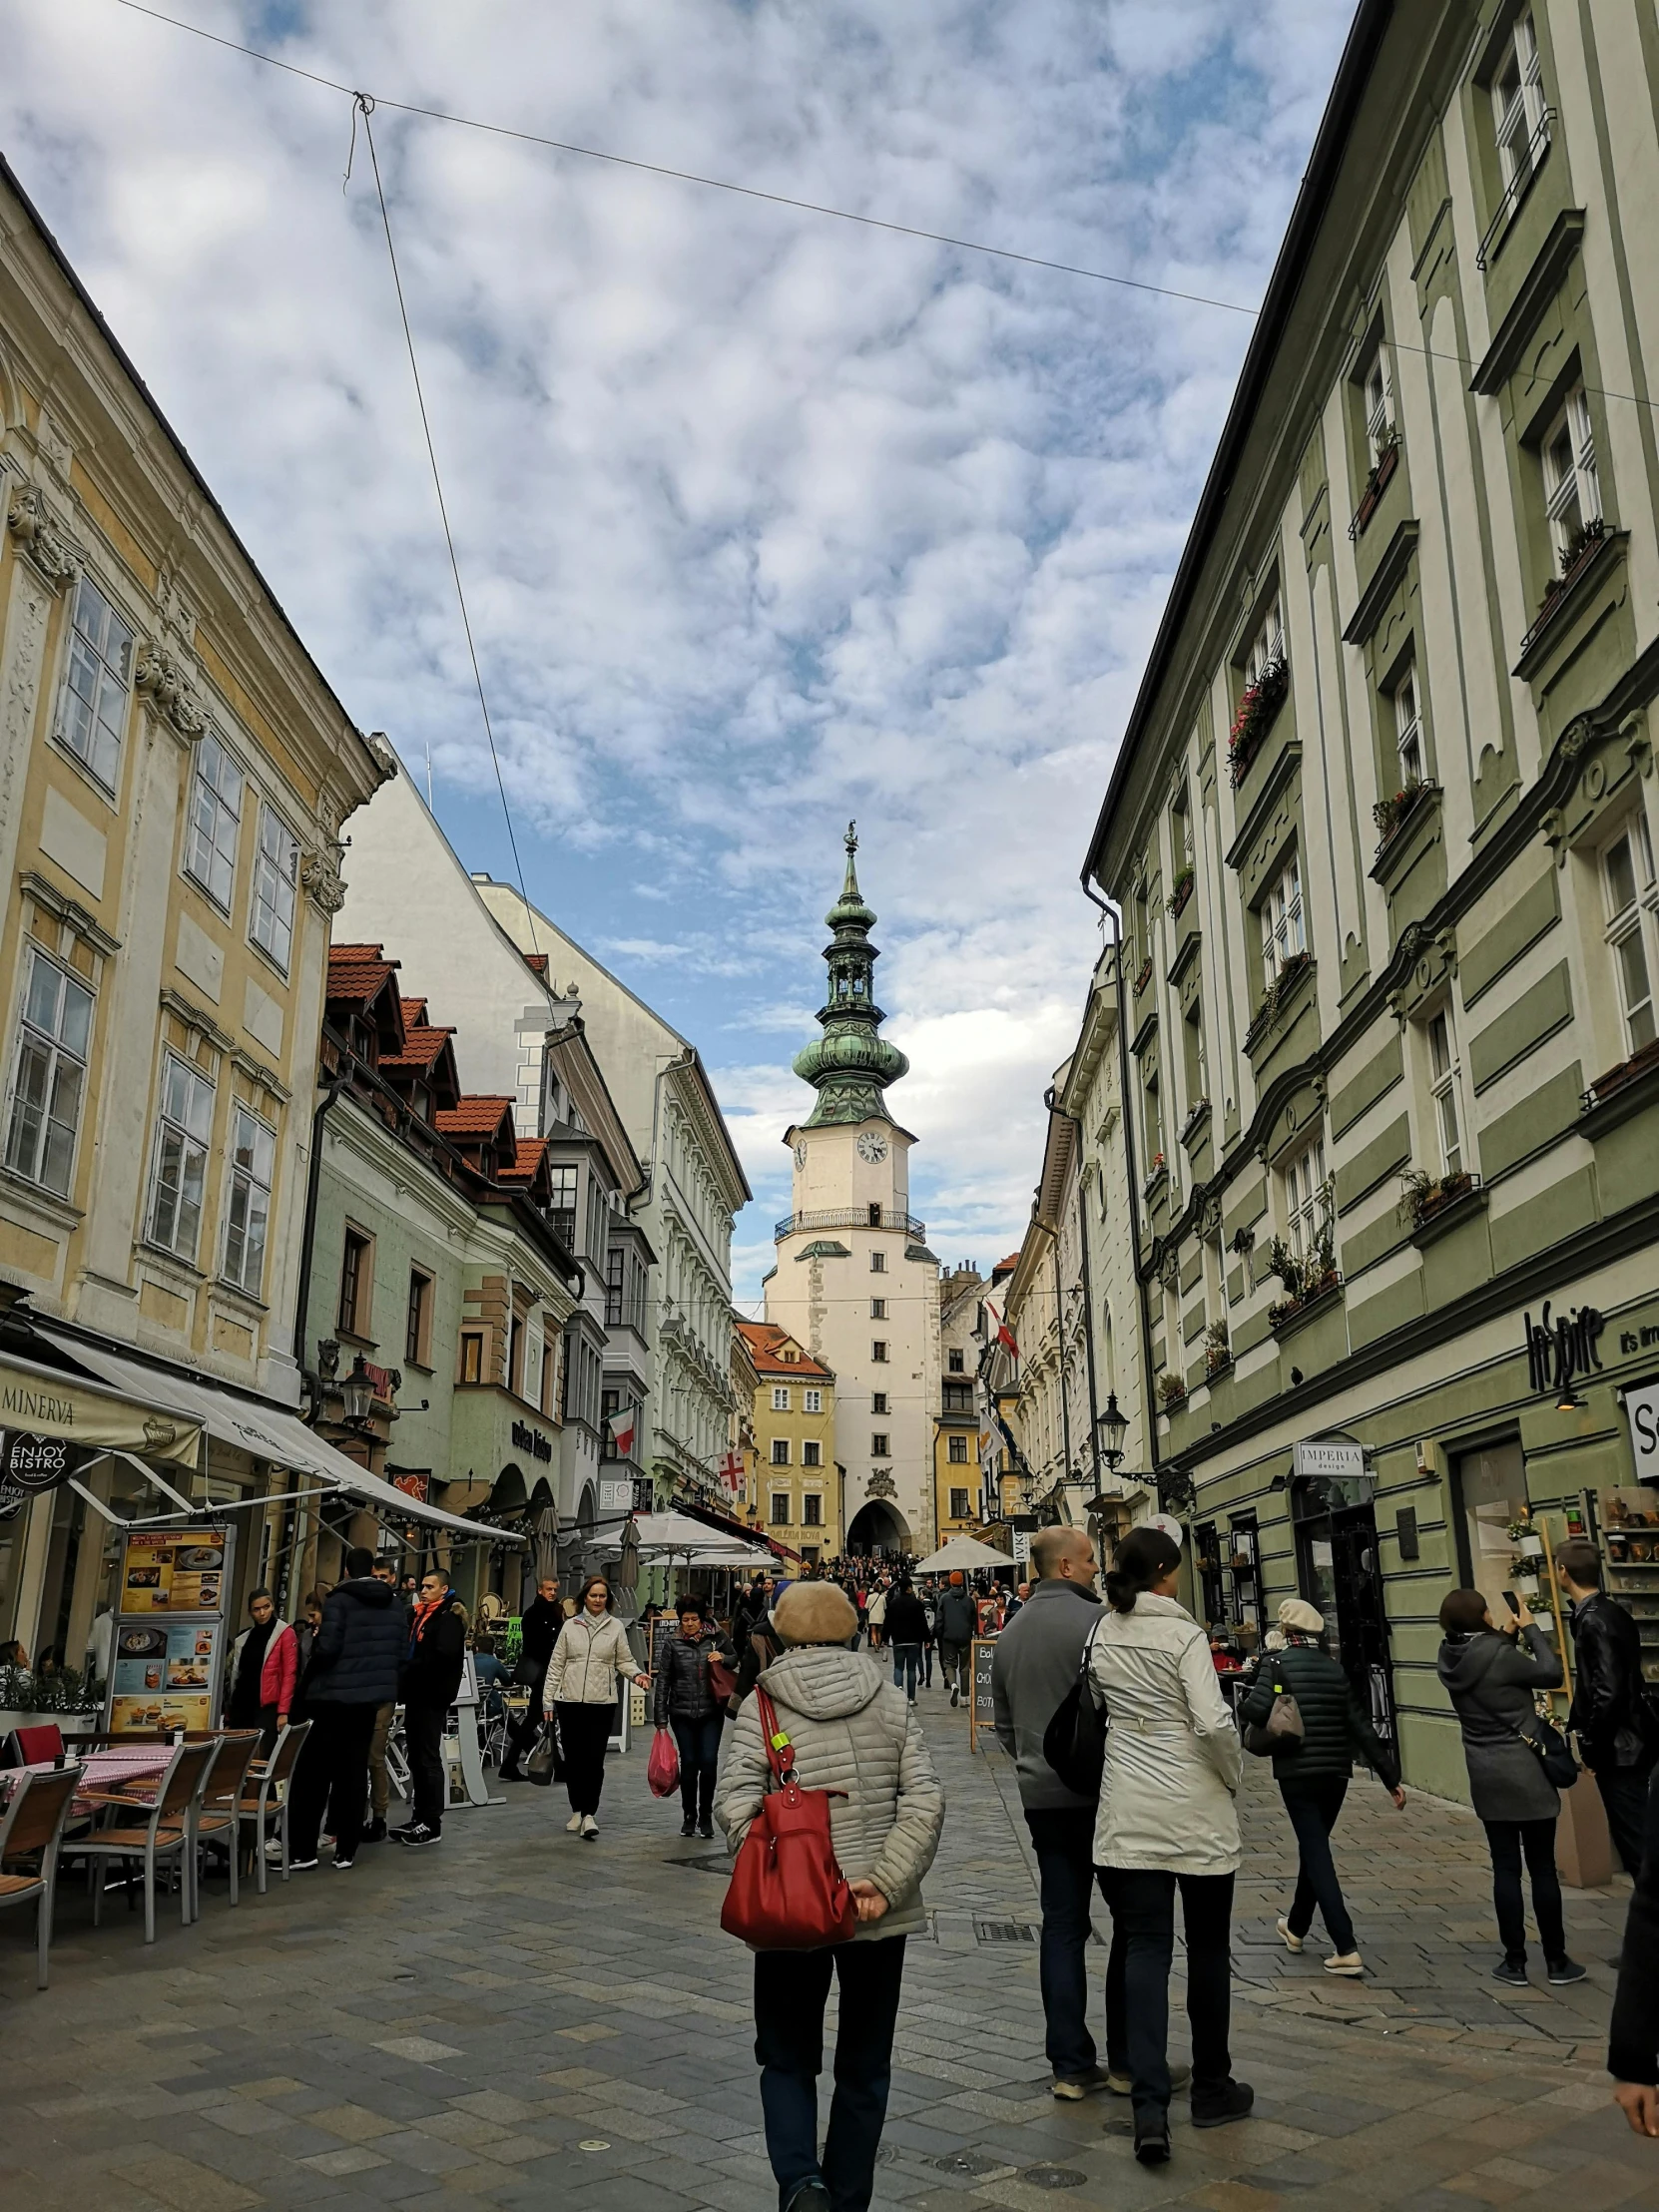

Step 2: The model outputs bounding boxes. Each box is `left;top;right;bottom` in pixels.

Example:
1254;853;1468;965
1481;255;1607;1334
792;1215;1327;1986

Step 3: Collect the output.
1143;1151;1167;1202
1203;1320;1231;1377
0;1660;99;1739
1507;1515;1544;1561
1397;1165;1474;1228
1373;776;1425;847
1167;867;1195;920
1156;1372;1188;1412
1226;656;1289;787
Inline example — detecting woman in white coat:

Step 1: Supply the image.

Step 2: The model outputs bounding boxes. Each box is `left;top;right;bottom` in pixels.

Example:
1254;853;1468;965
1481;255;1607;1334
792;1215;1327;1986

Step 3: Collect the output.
1089;1525;1253;2163
543;1576;649;1839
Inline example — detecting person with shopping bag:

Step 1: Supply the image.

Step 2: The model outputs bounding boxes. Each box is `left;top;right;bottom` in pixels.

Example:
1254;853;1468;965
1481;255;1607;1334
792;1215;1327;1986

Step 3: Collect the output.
652;1594;736;1838
715;1580;943;2212
542;1576;649;1841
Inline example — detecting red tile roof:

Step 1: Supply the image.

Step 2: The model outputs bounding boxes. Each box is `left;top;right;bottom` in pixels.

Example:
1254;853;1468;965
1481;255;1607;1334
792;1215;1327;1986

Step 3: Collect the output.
435;1096;516;1141
498;1136;548;1182
523;951;549;976
381;1020;457;1073
735;1319;833;1382
326;944;400;1005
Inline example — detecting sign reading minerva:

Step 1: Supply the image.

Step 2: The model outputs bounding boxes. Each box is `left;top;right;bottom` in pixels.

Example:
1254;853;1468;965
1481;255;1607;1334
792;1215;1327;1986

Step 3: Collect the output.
0;1361;201;1466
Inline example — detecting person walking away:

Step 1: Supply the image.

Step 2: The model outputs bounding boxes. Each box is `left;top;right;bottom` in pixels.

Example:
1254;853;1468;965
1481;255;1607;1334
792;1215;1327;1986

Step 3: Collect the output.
396;1569;469;1849
1437;1587;1586;1986
1611;1839;1659;2137
500;1576;564;1782
919;1585;937;1687
653;1594;736;1837
936;1573;976;1706
227;1589;297;1753
716;1581;944;2212
1556;1540;1659;1877
1239;1597;1404;1977
992;1526;1152;2105
1090;1525;1253;2163
362;1559;402;1842
733;1600;786;1710
544;1575;649;1839
284;1547;404;1872
883;1580;928;1703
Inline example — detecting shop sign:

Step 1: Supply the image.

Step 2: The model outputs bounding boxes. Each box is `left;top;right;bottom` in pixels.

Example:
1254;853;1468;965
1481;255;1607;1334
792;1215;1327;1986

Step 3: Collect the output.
0;1429;79;1518
598;1476;633;1513
1622;1379;1659;1484
391;1471;429;1502
510;1417;554;1464
1523;1300;1605;1397
1293;1442;1364;1482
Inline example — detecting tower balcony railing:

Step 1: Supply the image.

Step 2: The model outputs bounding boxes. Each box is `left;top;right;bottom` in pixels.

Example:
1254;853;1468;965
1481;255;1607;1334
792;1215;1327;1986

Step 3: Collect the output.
775;1206;926;1241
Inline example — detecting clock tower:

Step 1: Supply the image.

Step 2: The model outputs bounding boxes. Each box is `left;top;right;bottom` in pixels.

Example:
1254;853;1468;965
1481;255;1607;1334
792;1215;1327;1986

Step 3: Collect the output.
765;827;940;1558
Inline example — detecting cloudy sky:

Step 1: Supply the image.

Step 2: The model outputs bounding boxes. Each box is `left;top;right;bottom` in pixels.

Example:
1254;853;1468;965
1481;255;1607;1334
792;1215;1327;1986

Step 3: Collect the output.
1;0;1353;1306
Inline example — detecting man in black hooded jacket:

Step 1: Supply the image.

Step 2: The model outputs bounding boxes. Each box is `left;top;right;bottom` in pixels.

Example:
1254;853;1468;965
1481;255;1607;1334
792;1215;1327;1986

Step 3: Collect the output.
397;1568;469;1848
285;1546;404;1870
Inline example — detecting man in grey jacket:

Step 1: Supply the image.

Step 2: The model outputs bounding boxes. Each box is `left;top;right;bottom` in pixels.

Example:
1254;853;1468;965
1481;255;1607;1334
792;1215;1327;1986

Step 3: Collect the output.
993;1526;1145;2102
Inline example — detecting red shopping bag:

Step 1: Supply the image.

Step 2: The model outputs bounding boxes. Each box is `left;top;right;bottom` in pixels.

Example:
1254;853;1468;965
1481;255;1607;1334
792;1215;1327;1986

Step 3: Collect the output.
720;1688;857;1950
647;1726;681;1798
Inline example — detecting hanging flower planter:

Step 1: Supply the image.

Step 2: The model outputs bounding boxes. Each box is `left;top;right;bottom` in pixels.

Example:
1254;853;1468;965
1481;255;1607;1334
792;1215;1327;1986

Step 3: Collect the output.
1226;657;1289;787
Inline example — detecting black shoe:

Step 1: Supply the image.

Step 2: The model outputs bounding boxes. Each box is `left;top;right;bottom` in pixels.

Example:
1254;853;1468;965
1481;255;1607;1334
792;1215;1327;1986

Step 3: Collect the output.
1192;2079;1255;2129
362;1817;387;1844
395;1822;441;1849
1491;1955;1529;1986
698;1820;715;1840
681;1815;696;1837
498;1766;524;1783
1133;2126;1171;2165
1546;1955;1588;1984
783;2183;831;2212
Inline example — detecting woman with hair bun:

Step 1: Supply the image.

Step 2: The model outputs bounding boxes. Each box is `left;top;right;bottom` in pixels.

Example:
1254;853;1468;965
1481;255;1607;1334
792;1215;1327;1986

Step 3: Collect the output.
1089;1525;1252;2164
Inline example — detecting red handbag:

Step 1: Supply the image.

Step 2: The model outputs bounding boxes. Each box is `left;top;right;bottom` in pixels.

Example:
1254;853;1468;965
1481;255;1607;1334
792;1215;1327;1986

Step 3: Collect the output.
720;1687;859;1950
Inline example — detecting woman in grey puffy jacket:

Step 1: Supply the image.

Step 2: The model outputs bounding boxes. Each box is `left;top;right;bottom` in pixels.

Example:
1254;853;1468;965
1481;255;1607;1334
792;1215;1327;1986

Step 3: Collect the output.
715;1580;944;2212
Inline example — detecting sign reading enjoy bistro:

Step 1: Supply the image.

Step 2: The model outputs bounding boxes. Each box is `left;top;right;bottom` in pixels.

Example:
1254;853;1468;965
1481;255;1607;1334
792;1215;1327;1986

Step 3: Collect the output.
1522;1300;1605;1398
0;1429;78;1518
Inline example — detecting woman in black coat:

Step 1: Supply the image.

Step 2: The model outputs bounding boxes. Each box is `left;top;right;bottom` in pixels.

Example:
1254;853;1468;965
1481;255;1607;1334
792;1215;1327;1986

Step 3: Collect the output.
651;1594;735;1838
1239;1598;1403;1977
1436;1586;1584;1987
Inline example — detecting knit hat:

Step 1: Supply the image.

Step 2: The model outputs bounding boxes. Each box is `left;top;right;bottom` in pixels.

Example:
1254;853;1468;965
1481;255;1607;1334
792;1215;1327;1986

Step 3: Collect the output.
1278;1597;1326;1635
774;1582;858;1646
949;1570;964;1585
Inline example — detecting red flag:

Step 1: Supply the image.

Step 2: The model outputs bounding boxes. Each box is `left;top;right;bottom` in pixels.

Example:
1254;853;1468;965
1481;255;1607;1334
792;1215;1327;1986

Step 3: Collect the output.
607;1405;637;1456
996;1321;1019;1359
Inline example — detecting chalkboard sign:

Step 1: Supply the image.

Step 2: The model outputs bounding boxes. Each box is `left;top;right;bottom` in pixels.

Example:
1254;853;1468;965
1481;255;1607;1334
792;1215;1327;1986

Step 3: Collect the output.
968;1635;998;1752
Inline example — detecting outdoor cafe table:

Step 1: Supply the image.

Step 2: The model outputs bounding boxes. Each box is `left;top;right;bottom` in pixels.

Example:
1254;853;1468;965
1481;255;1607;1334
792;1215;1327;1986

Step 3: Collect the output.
0;1743;173;1812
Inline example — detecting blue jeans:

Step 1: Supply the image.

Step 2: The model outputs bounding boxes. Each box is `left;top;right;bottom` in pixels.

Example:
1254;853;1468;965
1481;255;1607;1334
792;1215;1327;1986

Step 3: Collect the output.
755;1936;906;2212
1098;1868;1234;2133
1281;1780;1356;1954
1025;1807;1126;2078
890;1645;922;1699
671;1713;723;1826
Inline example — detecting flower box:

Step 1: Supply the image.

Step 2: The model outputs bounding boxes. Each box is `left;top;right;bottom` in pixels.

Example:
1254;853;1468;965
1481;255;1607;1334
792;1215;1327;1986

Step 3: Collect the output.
1373;776;1436;852
1133;957;1155;998
1268;1271;1343;1333
1245;949;1311;1049
1227;657;1289;788
1517;517;1607;663
1166;868;1195;920
1142;1153;1167;1203
1398;1167;1477;1229
1179;1097;1211;1147
1349;436;1399;539
1585;1034;1659;1108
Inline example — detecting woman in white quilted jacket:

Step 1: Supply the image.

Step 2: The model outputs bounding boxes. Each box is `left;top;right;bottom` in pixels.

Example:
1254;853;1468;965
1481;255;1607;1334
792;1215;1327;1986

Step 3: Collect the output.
542;1576;648;1840
715;1579;944;2212
1089;1524;1253;2165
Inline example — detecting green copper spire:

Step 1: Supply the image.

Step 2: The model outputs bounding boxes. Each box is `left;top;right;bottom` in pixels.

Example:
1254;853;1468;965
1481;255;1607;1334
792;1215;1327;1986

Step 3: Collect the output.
792;822;909;1127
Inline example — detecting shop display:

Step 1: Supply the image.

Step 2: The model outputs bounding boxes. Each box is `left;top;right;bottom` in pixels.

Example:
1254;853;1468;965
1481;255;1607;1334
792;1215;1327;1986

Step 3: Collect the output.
104;1524;234;1735
1598;1488;1659;1685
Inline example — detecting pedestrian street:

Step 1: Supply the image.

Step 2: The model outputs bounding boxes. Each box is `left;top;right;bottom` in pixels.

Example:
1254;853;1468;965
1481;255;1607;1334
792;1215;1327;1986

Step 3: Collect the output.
0;1690;1650;2212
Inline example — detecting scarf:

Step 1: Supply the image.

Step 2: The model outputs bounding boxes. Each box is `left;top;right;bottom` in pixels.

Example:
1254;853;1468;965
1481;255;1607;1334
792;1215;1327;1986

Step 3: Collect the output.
409;1593;448;1658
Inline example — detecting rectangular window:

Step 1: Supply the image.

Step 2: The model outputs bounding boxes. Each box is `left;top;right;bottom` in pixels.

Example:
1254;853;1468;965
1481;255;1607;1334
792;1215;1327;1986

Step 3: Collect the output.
1492;10;1547;192
1260;854;1305;983
548;1165;578;1250
1603;821;1658;1053
870;1297;886;1320
3;947;93;1197
871;1391;888;1415
803;1387;823;1413
57;574;133;791
222;1106;276;1293
801;1493;823;1526
1284;1134;1328;1264
1363;342;1393;465
600;1385;619;1457
1426;1009;1463;1179
771;1437;791;1466
770;1492;792;1526
605;1244;624;1326
250;805;299;972
185;733;244;911
947;1349;965;1374
1541;383;1601;569
948;1434;968;1463
772;1385;791;1410
1245;594;1285;687
870;1431;889;1456
802;1440;822;1468
404;1270;432;1366
869;1250;885;1273
147;1053;216;1261
867;1203;882;1227
458;1330;483;1384
949;1486;972;1521
1392;663;1423;785
337;1226;372;1337
943;1382;973;1410
870;1340;887;1363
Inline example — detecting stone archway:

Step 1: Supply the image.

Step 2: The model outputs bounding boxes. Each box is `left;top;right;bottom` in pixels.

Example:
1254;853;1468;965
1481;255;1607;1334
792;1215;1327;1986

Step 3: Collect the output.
845;1499;911;1556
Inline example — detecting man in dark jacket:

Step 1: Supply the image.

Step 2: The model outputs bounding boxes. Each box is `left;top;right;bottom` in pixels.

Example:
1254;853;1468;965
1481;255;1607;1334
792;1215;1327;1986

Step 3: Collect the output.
935;1574;977;1705
500;1577;564;1782
397;1569;469;1849
991;1526;1137;2102
285;1546;405;1871
1558;1540;1657;1877
883;1580;929;1703
1611;1849;1659;2137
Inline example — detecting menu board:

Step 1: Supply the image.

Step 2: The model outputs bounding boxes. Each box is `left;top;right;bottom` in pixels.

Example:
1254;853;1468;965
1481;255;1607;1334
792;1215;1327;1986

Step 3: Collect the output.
119;1529;229;1613
109;1620;224;1735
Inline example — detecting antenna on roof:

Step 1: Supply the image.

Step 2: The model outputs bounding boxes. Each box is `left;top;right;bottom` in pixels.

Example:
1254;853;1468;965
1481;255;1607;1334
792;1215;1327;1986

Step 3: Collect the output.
424;736;433;811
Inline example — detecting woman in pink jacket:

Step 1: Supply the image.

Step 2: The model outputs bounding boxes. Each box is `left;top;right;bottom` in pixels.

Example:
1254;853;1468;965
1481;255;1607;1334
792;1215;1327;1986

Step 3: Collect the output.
228;1588;298;1749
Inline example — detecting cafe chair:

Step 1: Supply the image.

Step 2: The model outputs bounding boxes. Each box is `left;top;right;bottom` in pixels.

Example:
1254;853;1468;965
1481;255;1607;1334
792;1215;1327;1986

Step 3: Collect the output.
81;1739;216;1943
0;1764;84;1988
6;1724;65;1766
191;1731;262;1911
238;1720;311;1893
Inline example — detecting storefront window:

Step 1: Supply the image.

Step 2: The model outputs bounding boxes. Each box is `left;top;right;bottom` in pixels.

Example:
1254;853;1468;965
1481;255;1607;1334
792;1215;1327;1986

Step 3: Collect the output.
1452;1438;1527;1615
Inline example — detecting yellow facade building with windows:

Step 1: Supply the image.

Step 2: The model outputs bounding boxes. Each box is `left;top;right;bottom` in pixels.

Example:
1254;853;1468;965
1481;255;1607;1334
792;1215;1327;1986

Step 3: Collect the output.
735;1320;839;1565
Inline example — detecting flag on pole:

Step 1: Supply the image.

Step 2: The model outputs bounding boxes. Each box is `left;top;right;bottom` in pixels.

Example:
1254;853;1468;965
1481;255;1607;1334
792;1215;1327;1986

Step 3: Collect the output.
996;1320;1020;1359
607;1404;638;1457
718;1449;745;1494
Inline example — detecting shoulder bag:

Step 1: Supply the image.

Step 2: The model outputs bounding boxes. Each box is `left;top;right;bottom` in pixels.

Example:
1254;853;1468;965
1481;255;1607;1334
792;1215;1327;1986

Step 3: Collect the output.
1505;1708;1579;1790
1242;1676;1306;1758
524;1716;563;1787
1042;1616;1109;1799
720;1686;858;1950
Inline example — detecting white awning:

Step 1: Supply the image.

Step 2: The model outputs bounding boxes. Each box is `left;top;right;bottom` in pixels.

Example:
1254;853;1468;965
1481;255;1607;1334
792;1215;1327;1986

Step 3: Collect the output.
49;1334;523;1546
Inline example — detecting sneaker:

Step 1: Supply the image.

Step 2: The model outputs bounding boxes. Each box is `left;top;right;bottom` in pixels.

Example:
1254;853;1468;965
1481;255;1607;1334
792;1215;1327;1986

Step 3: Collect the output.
1192;2079;1255;2129
680;1815;696;1838
950;1686;960;1707
263;1841;286;1864
1546;1955;1588;1984
1491;1956;1530;1986
698;1820;715;1840
285;1856;319;1872
1324;1951;1365;1977
1052;2066;1111;2100
1133;2126;1171;2165
332;1855;355;1871
1107;2061;1189;2096
566;1812;584;1834
361;1817;387;1844
581;1815;599;1841
1276;1916;1304;1953
783;2182;831;2212
395;1822;441;1849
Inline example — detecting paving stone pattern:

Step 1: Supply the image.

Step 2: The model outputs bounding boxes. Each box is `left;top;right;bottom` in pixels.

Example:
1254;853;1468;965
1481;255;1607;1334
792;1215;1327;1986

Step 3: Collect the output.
2;1689;1655;2212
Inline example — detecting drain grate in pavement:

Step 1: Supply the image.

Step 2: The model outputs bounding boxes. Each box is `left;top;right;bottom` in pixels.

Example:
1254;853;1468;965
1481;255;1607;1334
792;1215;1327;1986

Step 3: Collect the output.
930;2151;1007;2177
1020;2168;1087;2189
974;1919;1037;1943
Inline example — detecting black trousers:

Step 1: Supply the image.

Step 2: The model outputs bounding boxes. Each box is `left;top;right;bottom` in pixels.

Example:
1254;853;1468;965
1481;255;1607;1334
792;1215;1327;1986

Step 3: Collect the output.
671;1713;723;1825
1023;1806;1126;2078
1098;1868;1235;2132
1482;1817;1565;1960
287;1702;377;1861
1280;1780;1357;1954
556;1700;614;1816
405;1700;448;1830
755;1936;906;2212
501;1697;543;1774
1593;1761;1658;1879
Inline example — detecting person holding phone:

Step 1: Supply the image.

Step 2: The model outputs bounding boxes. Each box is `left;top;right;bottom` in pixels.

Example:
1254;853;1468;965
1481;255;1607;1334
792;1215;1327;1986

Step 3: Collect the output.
1436;1587;1585;1987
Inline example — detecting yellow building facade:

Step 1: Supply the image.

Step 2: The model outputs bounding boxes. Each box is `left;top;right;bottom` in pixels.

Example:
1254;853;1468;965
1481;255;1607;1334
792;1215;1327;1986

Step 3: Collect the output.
735;1321;839;1565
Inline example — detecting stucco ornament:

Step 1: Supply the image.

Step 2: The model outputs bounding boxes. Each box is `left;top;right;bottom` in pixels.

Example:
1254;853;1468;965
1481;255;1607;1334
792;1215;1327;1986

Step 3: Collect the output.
5;483;81;590
134;643;206;741
301;845;346;914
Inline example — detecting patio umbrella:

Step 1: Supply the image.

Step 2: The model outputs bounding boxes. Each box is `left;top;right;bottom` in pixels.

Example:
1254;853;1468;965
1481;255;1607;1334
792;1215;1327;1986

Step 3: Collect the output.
912;1533;1018;1574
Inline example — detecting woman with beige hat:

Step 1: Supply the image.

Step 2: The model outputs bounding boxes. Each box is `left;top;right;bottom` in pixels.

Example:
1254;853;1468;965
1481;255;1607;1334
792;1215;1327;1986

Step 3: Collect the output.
1238;1595;1404;1978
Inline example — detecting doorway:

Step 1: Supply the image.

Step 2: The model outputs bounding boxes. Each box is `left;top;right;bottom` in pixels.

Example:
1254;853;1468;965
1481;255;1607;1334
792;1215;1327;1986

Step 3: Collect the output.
1292;1470;1395;1745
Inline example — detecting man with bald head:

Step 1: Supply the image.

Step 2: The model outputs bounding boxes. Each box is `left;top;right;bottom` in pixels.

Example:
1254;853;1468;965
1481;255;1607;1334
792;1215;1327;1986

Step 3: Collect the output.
993;1527;1164;2104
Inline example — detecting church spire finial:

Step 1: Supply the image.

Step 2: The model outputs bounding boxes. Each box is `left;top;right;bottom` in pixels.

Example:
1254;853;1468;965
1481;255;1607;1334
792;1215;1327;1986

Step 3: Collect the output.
792;827;908;1127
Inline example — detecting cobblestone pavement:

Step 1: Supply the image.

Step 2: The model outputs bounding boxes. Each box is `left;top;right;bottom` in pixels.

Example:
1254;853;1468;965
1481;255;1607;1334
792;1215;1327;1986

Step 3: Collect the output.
2;1690;1655;2212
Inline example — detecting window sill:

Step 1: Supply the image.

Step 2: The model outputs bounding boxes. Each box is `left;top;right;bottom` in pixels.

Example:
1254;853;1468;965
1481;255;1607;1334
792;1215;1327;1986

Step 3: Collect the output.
212;1277;270;1317
1514;527;1627;678
1476;118;1554;273
0;1164;84;1229
1581;1043;1659;1138
1408;1178;1487;1250
1268;1278;1344;1339
134;1240;206;1285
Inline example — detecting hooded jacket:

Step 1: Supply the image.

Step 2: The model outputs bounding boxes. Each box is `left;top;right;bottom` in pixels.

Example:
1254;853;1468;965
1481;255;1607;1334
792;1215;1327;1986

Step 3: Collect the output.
400;1595;468;1708
1567;1592;1653;1771
991;1576;1102;1811
516;1595;566;1682
1436;1623;1562;1824
229;1618;298;1719
303;1577;405;1707
1088;1591;1242;1875
652;1624;736;1726
714;1644;944;1940
882;1592;929;1646
935;1587;977;1645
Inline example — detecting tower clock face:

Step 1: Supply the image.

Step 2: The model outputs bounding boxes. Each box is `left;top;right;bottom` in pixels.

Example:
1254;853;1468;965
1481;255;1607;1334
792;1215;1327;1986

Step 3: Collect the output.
855;1130;889;1164
794;1141;808;1168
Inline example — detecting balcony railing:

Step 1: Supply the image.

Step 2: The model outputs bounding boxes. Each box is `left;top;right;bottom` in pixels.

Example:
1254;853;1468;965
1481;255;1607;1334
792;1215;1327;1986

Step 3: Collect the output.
1475;111;1554;271
775;1206;926;1240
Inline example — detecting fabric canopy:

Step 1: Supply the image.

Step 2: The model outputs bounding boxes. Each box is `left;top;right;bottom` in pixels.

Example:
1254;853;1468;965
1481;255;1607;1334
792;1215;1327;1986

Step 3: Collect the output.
598;1511;772;1568
0;1350;202;1467
51;1334;523;1545
912;1533;1016;1573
